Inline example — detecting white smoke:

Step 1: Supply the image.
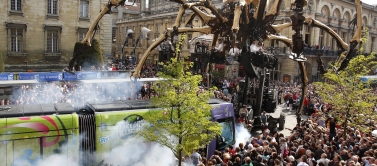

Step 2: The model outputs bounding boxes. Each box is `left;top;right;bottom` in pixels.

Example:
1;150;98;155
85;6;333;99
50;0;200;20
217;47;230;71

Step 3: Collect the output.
101;137;175;166
12;72;147;107
100;120;176;166
8;119;177;166
234;124;251;148
36;154;78;166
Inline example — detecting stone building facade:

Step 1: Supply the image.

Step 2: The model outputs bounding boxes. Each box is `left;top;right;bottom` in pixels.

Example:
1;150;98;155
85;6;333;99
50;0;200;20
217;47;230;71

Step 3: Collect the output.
116;0;377;82
0;0;112;71
267;0;377;82
115;0;223;65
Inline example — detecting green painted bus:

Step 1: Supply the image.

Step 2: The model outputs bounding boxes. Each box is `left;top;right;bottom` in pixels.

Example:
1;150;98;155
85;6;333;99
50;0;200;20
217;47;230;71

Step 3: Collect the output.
0;99;235;165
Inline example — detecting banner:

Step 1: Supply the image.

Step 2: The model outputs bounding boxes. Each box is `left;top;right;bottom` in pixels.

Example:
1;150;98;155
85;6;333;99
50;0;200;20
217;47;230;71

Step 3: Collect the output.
63;72;101;81
18;73;38;80
63;72;77;81
38;72;63;82
76;72;101;80
0;73;14;80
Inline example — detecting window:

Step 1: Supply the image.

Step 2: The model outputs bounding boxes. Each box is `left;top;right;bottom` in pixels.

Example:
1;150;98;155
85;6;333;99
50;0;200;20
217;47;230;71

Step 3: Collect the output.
77;28;88;41
319;29;324;47
47;31;59;53
216;118;235;150
10;29;23;52
6;23;27;56
80;0;89;18
47;0;58;15
371;37;375;53
187;34;192;49
11;0;22;11
112;27;117;43
44;26;62;54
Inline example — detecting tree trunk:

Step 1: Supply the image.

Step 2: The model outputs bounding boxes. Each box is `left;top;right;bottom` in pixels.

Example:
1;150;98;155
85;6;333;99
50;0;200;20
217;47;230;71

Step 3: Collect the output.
178;147;182;166
342;107;350;140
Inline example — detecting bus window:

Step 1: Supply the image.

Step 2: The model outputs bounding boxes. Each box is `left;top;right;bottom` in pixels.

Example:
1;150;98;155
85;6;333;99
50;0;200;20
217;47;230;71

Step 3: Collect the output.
216;118;235;149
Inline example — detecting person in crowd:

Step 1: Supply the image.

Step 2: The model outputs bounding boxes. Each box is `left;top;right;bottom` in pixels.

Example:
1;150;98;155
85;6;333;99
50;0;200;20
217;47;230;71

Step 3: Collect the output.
191;149;202;166
250;40;259;53
228;43;241;61
214;38;224;53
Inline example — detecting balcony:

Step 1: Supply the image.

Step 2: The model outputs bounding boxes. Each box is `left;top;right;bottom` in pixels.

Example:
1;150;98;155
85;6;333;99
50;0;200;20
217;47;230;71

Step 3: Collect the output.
302;47;340;57
265;47;340;57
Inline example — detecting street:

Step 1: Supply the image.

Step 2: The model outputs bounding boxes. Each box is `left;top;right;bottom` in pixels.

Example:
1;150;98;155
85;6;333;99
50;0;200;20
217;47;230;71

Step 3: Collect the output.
251;103;309;137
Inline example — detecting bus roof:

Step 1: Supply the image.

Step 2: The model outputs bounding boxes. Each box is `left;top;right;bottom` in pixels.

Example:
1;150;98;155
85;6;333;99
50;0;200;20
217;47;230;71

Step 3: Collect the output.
360;76;377;82
79;78;165;84
86;98;230;112
0;103;75;118
0;80;39;87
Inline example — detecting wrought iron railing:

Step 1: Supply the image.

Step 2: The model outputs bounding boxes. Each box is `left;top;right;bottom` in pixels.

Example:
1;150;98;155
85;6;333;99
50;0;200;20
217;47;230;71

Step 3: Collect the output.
264;46;340;57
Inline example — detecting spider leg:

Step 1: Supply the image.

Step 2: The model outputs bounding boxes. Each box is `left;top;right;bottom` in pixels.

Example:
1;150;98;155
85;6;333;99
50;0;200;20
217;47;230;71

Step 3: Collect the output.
133;26;213;78
82;0;129;46
338;0;363;71
304;17;348;51
267;35;293;48
191;6;217;24
183;13;197;27
263;0;284;24
203;0;228;23
231;5;242;33
266;35;307;118
81;4;110;46
173;6;187;28
297;61;308;116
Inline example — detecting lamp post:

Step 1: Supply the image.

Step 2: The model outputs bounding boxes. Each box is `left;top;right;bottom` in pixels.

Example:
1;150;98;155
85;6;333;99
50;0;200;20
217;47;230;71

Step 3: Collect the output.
24;61;28;72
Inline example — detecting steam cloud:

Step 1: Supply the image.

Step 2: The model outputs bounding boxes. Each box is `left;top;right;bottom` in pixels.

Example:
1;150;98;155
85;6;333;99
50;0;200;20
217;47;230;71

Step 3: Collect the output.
10;73;145;108
8;120;177;166
100;120;176;166
101;137;175;166
235;124;251;147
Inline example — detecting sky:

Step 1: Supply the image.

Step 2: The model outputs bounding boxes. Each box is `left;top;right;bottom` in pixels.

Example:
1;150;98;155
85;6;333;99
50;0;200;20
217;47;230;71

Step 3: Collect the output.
362;0;376;5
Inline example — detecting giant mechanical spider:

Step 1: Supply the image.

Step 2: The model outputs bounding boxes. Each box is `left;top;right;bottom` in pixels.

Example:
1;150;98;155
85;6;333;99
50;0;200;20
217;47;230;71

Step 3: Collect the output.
69;0;363;117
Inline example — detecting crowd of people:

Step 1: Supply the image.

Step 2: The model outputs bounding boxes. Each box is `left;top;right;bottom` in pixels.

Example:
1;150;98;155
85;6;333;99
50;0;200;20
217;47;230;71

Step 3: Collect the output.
2;71;377;166
183;81;377;166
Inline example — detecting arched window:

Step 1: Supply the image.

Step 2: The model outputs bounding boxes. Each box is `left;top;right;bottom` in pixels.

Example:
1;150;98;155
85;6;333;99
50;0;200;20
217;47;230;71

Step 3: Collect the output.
333;8;341;19
321;5;330;17
362;16;368;26
344;11;351;23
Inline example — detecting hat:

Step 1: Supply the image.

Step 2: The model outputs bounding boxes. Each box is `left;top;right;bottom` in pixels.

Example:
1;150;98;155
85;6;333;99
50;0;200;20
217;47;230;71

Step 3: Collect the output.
288;156;295;161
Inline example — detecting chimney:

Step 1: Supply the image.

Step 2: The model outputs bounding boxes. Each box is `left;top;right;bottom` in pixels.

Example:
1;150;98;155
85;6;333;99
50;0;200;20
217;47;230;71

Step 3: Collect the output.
118;5;124;20
141;0;146;13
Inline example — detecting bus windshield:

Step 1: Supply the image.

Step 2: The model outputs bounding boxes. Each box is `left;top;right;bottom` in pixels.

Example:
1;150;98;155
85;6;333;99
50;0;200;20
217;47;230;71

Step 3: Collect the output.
217;118;235;149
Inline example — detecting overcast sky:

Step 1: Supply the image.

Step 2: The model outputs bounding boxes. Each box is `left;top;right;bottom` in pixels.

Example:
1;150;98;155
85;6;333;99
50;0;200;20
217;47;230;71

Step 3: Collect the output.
362;0;376;5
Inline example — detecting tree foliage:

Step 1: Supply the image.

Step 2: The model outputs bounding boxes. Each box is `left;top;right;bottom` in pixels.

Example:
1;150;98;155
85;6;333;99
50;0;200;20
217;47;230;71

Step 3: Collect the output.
73;39;104;70
138;42;221;166
313;36;377;136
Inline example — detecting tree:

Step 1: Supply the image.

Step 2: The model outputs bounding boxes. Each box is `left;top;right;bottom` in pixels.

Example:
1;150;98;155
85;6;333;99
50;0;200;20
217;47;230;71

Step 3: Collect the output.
138;36;222;166
0;52;4;72
313;41;377;138
73;39;104;70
